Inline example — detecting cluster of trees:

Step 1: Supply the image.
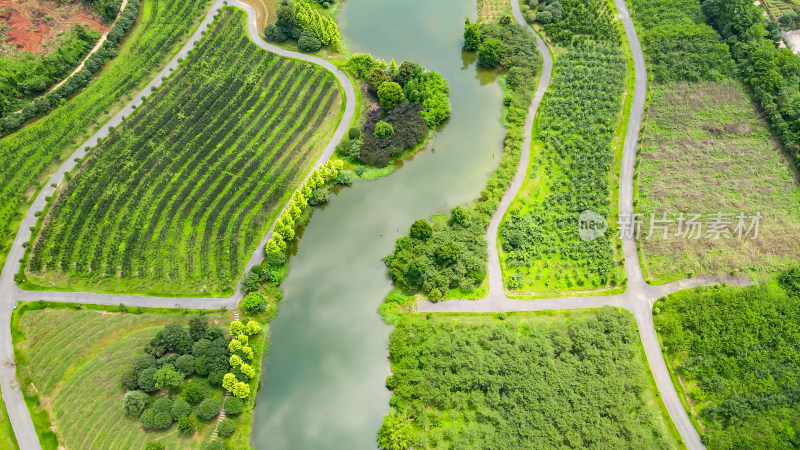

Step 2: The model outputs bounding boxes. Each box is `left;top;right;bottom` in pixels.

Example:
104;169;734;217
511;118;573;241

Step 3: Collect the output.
0;25;99;117
630;0;734;83
264;0;340;51
120;317;239;434
222;320;262;399
89;0;124;23
0;0;140;135
701;0;800;165
500;42;626;291
778;10;800;29
383;18;543;300
339;54;451;167
379;308;674;449
654;273;800;448
522;0;618;45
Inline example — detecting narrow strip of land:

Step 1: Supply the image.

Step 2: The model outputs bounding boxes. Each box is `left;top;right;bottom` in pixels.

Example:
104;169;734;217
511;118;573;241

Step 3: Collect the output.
417;1;753;449
0;1;356;447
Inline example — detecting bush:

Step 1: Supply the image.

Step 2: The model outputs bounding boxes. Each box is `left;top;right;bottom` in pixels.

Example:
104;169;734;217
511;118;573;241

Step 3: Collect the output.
374;121;394;139
175;354;195;376
264;24;287;42
377;82;405;110
218;418;235;438
241;271;261;293
145;442;165;450
171;398;191;420
197;398;221;421
202;441;225;450
348;127;361;139
140;397;174;429
122;390;149;417
242;292;267;315
477;39;503;68
409;219;433;241
184;380;208;404
177;416;195;434
298;31;322;52
121;369;139;391
308;188;329;206
137;367;158;392
224;396;244;415
367;66;391;92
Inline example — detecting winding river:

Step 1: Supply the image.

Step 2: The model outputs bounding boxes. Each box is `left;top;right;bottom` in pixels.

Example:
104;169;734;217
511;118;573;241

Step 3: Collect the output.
250;0;506;447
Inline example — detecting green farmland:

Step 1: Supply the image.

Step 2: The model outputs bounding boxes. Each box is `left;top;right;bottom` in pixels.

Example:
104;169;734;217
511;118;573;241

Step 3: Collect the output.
26;9;343;296
0;0;210;271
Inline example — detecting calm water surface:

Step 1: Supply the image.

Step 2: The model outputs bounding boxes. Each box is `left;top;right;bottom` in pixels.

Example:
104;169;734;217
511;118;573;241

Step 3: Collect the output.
251;0;505;448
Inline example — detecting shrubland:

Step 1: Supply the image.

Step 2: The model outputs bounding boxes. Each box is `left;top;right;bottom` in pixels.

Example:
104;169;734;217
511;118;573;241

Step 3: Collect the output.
379;308;678;449
654;273;800;448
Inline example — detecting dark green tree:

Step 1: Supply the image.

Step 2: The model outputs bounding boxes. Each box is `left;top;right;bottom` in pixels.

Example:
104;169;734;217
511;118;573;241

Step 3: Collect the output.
464;18;481;51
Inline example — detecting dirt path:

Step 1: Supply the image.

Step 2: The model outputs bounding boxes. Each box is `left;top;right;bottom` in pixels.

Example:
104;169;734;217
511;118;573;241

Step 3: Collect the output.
0;1;355;447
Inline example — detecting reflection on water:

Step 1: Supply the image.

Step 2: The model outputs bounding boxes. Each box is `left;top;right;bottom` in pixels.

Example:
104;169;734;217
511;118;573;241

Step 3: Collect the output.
250;0;506;448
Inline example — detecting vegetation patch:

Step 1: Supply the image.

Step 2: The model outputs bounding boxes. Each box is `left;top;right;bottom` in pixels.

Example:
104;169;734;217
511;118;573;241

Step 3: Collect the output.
637;81;800;282
11;304;231;449
264;0;340;51
383;19;541;302
378;308;678;449
520;0;618;45
0;0;208;271
24;8;342;296
500;42;627;296
654;275;800;449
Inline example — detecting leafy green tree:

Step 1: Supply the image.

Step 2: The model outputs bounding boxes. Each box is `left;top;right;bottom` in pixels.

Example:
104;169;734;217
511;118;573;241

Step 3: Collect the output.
377;410;413;450
183;380;207;404
242;292;267;315
409;219;432;241
218;418;235;438
348;127;361;139
171;398;191;420
203;441;225;450
428;288;442;302
396;61;421;86
230;320;244;336
245;320;262;335
374;121;394;139
240;363;256;379
144;442;165;450
298;30;322;52
154;364;184;390
232;381;251;399
450;206;470;227
122;390;149;417
228;339;243;354
177;416;195;434
175;354;195;376
224;396;243;416
367;66;391;92
378;82;405;110
464;18;481;51
188;317;208;341
229;355;243;367
196;398;221;421
223;373;237;392
435;241;461;266
478;39;503;68
138;367;158;392
140;397;174;429
121;369;139;391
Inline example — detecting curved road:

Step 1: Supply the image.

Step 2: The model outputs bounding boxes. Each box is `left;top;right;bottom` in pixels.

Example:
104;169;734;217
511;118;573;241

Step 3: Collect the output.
420;1;755;449
0;0;355;447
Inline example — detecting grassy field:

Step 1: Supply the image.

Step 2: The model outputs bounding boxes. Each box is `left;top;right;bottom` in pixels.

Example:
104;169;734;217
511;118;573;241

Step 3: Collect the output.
654;280;800;449
0;386;18;450
25;8;343;296
636;81;800;283
498;41;628;297
0;0;210;272
383;308;680;449
12;303;233;450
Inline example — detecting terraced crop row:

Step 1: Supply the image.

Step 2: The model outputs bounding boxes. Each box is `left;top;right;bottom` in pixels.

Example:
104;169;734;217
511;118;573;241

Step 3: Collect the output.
0;0;209;269
26;8;342;296
500;42;627;294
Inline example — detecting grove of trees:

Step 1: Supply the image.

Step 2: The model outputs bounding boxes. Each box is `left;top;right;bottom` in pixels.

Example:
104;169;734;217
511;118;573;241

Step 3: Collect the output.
264;0;340;51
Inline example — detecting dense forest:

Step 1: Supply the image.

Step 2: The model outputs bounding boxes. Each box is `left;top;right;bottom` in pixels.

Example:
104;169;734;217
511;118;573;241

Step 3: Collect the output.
379;308;676;449
655;273;800;448
384;19;541;298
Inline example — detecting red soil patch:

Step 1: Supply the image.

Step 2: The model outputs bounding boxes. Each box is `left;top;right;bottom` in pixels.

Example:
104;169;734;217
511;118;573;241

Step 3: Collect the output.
0;0;108;54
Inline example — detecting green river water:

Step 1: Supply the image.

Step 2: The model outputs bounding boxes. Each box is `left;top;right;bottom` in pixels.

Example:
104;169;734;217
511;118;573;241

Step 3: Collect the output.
251;0;505;447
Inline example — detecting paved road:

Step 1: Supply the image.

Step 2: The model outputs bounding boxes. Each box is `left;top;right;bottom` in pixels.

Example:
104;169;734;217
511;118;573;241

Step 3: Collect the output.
421;1;758;449
0;1;355;446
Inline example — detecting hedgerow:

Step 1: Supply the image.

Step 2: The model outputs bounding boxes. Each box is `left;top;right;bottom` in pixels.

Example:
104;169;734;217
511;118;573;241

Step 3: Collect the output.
25;9;342;295
500;42;627;292
0;0;207;270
